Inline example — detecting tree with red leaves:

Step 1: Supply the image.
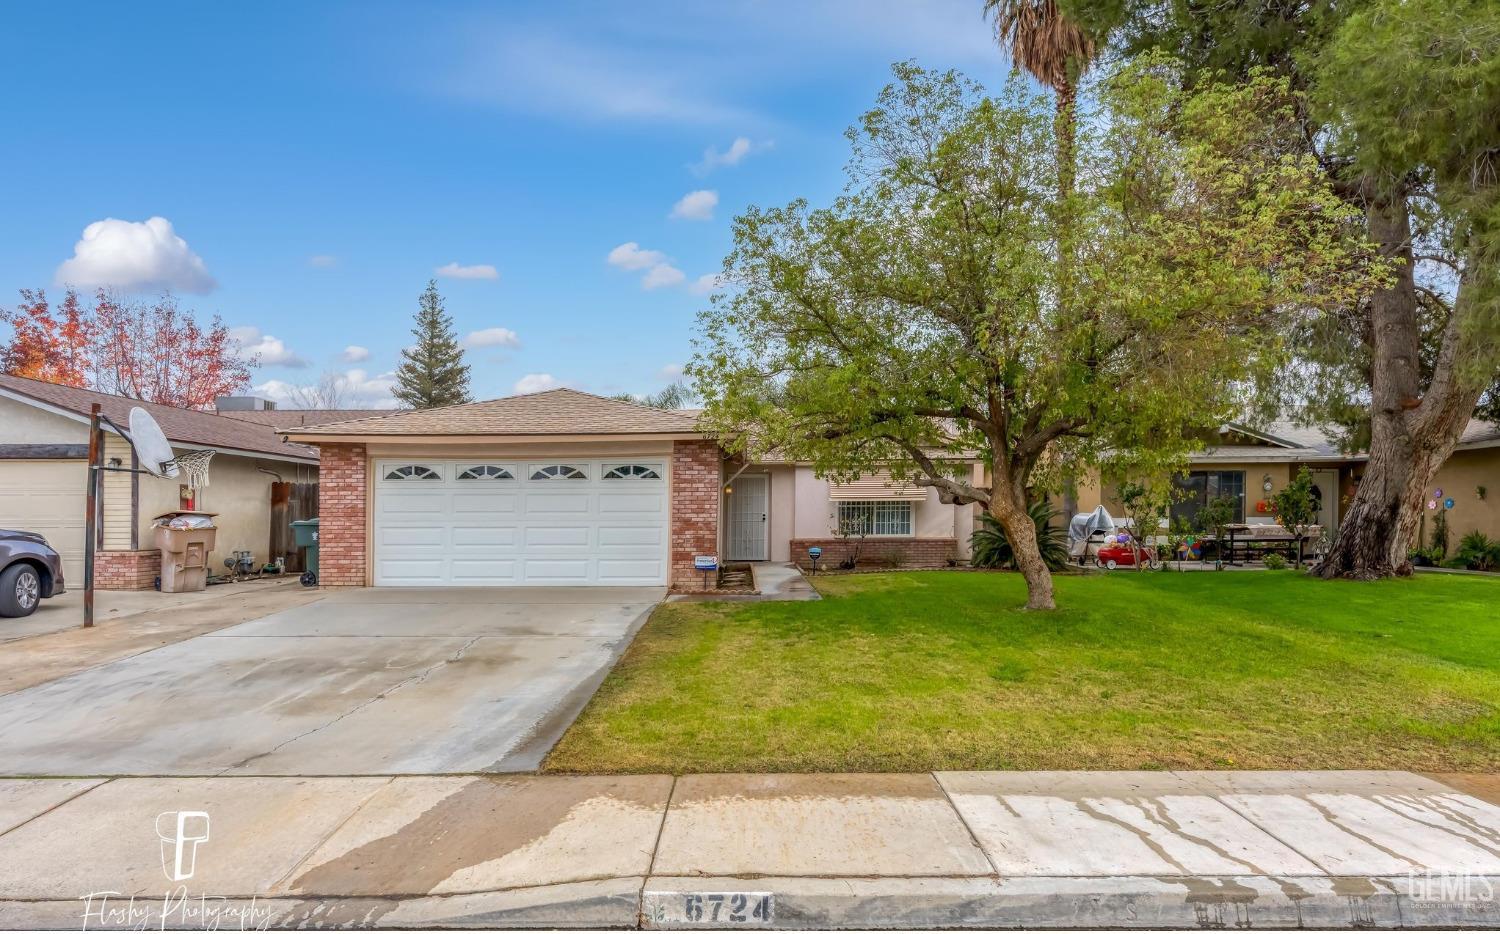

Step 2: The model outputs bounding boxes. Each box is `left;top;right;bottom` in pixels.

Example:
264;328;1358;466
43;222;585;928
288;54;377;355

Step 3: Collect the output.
0;288;253;409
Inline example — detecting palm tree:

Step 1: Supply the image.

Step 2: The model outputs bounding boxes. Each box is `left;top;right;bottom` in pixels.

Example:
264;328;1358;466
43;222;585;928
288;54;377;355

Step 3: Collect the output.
983;0;1097;194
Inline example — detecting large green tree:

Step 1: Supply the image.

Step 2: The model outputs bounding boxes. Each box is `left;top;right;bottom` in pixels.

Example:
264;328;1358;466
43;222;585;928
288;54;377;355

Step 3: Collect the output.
1066;0;1500;580
393;280;472;409
693;61;1376;609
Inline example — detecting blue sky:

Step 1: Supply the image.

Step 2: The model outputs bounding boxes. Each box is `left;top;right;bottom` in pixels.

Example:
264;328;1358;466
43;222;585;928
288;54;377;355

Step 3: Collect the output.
0;1;1011;406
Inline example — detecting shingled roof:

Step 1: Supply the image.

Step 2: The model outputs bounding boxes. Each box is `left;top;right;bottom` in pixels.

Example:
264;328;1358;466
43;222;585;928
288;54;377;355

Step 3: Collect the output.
284;388;704;438
0;374;318;462
214;408;396;429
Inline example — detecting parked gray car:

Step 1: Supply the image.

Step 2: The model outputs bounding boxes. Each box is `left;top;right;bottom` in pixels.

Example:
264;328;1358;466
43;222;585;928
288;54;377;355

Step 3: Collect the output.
0;530;65;618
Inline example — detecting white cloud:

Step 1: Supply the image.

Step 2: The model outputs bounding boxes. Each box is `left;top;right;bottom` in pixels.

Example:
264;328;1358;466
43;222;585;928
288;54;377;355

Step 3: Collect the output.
341;345;370;363
438;30;755;126
689;273;723;296
514;373;564;395
608;241;690;290
691;137;770;175
607;242;666;271
659;363;685;380
253;369;400;409
308;254;337;268
641;263;686;290
230;326;310;368
670;189;718;221
464;327;521;349
436;261;500;280
55;216;216;294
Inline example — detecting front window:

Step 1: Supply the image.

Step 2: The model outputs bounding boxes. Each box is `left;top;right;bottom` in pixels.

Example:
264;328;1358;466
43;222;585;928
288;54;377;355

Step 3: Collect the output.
836;500;914;536
1170;470;1246;528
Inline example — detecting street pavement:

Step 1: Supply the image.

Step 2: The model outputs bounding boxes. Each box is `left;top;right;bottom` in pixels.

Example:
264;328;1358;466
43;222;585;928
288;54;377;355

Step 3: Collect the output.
0;770;1496;929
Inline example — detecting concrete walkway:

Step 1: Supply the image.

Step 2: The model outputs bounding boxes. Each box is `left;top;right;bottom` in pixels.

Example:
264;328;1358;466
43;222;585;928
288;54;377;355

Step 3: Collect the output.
1;770;1496;929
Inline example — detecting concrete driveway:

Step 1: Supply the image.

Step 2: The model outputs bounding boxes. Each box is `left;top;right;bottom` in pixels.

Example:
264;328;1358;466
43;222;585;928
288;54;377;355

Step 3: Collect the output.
0;587;661;776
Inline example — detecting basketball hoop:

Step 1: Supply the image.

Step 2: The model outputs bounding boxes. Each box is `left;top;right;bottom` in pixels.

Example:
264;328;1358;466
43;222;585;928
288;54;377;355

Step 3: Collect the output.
172;449;216;489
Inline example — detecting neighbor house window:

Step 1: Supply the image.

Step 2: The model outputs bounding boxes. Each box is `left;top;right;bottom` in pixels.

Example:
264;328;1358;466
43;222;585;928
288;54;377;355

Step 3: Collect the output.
1170;470;1246;528
603;464;662;480
457;465;513;480
384;464;441;481
836;500;914;536
530;464;587;480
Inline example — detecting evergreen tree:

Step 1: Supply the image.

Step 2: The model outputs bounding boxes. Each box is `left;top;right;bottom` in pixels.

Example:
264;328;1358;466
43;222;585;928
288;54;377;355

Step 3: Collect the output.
393;280;471;409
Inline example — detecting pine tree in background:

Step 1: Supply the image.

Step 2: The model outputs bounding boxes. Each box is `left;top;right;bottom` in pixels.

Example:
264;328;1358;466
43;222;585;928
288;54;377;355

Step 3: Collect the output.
393;280;471;409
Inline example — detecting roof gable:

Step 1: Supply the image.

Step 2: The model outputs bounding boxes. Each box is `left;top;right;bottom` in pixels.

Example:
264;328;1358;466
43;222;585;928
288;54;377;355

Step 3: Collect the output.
286;388;704;438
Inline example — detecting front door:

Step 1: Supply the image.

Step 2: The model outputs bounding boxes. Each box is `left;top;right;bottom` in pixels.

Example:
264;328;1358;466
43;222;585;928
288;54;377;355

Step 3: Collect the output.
727;474;769;561
1309;469;1339;537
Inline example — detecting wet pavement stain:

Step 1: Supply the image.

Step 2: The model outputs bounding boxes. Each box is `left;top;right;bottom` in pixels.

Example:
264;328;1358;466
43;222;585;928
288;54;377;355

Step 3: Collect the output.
289;776;665;897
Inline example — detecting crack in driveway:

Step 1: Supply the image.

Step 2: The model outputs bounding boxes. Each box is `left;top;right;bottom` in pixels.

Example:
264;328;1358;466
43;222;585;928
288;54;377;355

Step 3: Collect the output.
219;636;486;774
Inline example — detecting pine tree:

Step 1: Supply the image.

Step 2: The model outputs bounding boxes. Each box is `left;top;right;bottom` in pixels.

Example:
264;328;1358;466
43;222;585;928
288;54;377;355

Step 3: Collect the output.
393;280;472;409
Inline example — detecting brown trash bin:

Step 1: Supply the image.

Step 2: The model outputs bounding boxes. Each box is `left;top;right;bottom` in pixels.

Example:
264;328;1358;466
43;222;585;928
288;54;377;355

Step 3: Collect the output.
153;511;218;593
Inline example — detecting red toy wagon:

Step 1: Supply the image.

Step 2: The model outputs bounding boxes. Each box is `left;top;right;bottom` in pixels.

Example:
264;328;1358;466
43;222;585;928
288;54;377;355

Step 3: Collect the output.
1093;537;1158;570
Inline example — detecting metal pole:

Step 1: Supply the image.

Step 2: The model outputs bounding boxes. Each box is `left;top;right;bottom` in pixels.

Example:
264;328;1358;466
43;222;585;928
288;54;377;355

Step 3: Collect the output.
83;403;101;628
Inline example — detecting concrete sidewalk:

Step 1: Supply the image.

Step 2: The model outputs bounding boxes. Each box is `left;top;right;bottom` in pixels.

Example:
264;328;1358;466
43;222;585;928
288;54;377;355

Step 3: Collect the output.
1;771;1498;929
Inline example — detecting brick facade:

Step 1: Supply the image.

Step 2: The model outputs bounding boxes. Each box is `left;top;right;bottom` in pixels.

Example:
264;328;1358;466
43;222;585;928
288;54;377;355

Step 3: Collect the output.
318;443;368;587
670;440;722;590
791;537;957;570
93;549;161;590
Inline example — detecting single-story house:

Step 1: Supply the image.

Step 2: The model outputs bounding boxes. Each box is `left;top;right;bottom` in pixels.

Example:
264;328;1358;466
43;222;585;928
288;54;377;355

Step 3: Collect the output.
0;374;377;588
1076;420;1500;548
282;388;983;590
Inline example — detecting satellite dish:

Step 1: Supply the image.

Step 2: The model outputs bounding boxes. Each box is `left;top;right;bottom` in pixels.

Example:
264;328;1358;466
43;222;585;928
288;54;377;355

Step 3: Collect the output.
128;407;180;479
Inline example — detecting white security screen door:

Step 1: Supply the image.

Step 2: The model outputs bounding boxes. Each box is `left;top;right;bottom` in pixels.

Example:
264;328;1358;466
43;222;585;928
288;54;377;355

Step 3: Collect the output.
727;474;769;561
372;458;668;586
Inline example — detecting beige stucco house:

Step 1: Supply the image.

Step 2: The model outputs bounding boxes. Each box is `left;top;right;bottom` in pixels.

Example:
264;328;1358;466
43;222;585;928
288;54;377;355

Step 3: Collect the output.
1076;420;1500;551
0;374;338;587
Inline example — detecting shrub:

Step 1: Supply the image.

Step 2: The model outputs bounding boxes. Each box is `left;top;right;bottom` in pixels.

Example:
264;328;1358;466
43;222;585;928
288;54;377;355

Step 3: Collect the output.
1262;552;1288;570
1456;532;1500;572
971;502;1070;571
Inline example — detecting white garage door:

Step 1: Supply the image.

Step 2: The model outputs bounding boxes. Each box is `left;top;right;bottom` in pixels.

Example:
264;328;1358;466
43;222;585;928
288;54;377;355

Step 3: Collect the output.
373;458;669;586
0;460;86;583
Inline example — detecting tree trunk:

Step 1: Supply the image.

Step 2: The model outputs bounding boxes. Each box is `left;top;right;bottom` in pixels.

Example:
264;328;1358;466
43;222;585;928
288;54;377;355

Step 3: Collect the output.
989;479;1055;610
1316;194;1485;579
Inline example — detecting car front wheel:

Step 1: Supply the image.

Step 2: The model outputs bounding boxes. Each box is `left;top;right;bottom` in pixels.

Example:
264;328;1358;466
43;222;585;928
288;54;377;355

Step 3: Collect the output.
0;564;42;618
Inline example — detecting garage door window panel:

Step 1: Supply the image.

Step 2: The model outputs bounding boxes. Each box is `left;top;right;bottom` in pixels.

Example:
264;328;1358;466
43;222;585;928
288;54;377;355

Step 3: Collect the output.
530;464;588;480
603;464;663;480
457;464;515;481
384;464;442;481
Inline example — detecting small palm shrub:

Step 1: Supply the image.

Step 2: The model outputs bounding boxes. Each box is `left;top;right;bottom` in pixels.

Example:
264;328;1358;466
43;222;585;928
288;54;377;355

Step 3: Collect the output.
1456;532;1500;572
971;502;1070;571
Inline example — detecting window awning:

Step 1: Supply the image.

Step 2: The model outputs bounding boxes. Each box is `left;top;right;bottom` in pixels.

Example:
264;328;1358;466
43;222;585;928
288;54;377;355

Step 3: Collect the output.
829;472;928;501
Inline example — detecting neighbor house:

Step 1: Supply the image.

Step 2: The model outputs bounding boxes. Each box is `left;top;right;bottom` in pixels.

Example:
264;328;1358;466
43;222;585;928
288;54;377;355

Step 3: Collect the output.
1076;420;1500;548
0;374;377;588
282;388;983;590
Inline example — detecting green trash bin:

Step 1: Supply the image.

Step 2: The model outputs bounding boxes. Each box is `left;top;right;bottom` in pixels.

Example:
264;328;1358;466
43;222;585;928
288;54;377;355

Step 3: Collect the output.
290;518;320;587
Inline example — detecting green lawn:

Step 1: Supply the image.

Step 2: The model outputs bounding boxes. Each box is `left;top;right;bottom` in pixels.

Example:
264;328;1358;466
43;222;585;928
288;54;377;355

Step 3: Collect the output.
544;570;1500;774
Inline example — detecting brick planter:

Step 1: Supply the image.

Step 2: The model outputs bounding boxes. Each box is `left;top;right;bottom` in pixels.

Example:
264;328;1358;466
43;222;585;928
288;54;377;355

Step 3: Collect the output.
792;538;957;570
93;550;161;590
318;443;368;587
670;440;722;591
